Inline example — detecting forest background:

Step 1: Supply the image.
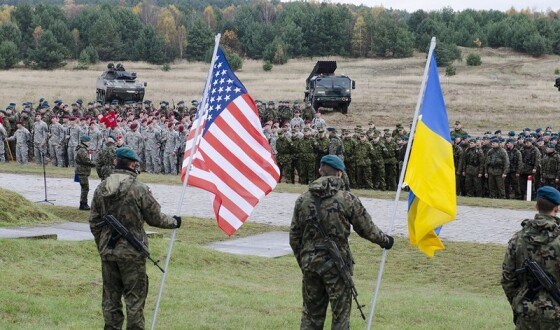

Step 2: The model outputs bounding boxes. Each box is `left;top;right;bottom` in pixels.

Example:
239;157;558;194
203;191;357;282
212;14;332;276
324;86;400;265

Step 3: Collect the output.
1;0;560;70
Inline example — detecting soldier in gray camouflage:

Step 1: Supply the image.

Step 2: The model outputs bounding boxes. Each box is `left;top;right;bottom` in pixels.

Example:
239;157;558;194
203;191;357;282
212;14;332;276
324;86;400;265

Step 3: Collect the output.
162;123;180;175
96;136;117;180
502;186;560;329
89;147;180;330
7;122;31;164
66;117;82;167
75;136;96;210
48;116;65;166
33;113;49;164
290;155;393;330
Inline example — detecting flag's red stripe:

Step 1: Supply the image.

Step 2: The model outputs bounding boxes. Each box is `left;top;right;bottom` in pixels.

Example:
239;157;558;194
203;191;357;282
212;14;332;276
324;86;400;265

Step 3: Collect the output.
216;106;279;183
204;126;271;194
217;216;237;236
198;147;258;207
231;96;275;152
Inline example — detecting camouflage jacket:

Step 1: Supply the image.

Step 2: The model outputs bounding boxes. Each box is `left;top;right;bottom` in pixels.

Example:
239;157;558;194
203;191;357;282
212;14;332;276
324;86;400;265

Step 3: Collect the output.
502;214;560;322
75;143;95;176
96;142;116;180
328;136;344;160
89;168;177;261
485;147;509;175
520;146;541;174
541;152;560;180
460;147;484;175
507;147;523;174
289;176;391;273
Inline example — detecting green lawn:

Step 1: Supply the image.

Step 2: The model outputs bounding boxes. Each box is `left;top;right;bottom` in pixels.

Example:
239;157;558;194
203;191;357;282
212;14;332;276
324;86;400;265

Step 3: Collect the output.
0;190;513;329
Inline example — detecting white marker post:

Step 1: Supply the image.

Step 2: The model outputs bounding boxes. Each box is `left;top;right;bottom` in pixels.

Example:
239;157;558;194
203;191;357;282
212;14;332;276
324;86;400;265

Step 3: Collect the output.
526;175;532;201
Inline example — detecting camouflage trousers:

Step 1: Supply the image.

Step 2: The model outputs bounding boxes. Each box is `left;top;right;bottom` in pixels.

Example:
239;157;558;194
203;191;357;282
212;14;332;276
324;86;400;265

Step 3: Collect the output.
101;258;148;330
300;268;352;330
67;144;77;167
78;175;90;204
145;149;161;174
163;152;177;175
488;174;506;199
514;315;560;330
15;143;28;164
356;164;373;189
277;157;293;184
384;163;397;191
49;143;64;167
464;174;482;197
34;142;47;165
371;161;385;190
505;173;521;199
299;156;316;185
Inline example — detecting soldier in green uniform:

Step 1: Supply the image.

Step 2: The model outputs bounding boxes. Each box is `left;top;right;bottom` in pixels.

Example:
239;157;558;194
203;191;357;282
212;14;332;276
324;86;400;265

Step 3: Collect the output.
314;128;329;176
485;138;509;199
382;131;398;191
355;132;374;189
276;129;294;183
520;138;541;200
341;129;357;188
502;186;560;329
289;155;393;330
327;127;350;191
450;120;467;140
460;138;484;197
89;147;181;330
298;128;318;185
96;135;117;180
540;144;560;188
505;139;523;199
369;131;386;190
75;136;96;210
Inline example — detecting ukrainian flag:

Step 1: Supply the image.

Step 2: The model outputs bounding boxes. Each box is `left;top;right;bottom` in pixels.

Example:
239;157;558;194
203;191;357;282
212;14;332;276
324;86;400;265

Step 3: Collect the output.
404;52;456;257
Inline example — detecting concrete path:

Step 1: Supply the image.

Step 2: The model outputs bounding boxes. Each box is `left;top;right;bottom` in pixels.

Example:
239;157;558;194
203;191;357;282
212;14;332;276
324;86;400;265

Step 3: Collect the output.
0;173;534;245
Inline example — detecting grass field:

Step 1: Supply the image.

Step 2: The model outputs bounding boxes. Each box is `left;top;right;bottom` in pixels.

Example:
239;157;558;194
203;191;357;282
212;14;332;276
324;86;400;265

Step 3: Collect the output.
0;188;513;329
1;47;559;131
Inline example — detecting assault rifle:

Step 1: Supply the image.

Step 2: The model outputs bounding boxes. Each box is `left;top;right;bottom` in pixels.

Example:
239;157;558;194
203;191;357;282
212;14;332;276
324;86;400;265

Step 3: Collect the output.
517;259;560;303
99;214;165;273
312;198;366;320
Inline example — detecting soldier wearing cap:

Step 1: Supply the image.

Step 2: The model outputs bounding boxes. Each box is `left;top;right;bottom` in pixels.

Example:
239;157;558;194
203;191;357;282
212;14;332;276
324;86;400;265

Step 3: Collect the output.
87;121;103;162
369;130;386;190
391;123;407;139
7;121;31;164
89;146;180;329
75;136;96;210
520;138;542;200
459;138;484;197
143;120;162;174
540;143;560;188
297;127;318;184
290;109;305;130
485;138;509;199
162;122;180;175
505;138;523;199
502;186;560;328
124;123;144;166
311;111;326;130
450;120;467;139
355;132;374;189
96;135;117;180
275;126;295;183
66;116;82;167
300;100;315;121
341;129;357;187
382;130;398;191
290;155;393;330
33;113;49;165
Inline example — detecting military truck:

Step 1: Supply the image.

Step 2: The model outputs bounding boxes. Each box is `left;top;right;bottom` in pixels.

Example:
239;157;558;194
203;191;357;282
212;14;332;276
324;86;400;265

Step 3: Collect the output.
304;61;355;114
96;63;146;104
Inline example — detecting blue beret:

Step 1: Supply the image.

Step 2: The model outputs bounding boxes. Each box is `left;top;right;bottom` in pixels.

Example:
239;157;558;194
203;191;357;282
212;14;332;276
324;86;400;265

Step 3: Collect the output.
326;127;337;132
508;131;516;137
537;186;560;205
76;99;83;104
536;128;543;132
320;155;345;172
111;99;119;105
116;147;141;162
80;135;91;142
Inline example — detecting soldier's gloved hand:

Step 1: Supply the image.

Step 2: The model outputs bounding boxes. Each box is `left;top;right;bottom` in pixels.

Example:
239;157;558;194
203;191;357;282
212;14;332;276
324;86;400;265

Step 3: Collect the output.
173;215;182;228
381;235;394;250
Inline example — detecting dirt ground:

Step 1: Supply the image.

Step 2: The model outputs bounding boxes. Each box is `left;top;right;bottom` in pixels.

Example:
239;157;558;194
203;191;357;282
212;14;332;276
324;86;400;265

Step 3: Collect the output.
1;47;559;133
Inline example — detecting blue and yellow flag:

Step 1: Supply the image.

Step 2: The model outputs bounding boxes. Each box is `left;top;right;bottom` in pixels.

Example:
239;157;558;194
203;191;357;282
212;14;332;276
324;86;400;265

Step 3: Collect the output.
404;52;456;257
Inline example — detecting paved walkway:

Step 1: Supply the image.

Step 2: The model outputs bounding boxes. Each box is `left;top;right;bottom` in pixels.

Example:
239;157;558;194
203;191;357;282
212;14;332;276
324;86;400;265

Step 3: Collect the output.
0;173;534;245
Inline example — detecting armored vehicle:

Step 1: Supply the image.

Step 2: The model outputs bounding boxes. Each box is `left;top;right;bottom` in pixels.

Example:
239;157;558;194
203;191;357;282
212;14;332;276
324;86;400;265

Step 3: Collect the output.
304;61;355;114
96;63;146;104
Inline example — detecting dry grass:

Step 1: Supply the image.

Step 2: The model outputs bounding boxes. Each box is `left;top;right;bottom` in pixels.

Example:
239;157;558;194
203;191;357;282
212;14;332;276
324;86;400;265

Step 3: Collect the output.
1;47;560;132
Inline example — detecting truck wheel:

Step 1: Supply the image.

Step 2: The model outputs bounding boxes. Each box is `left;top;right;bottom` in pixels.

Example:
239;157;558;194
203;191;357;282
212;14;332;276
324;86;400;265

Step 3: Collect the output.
341;104;348;114
312;100;319;112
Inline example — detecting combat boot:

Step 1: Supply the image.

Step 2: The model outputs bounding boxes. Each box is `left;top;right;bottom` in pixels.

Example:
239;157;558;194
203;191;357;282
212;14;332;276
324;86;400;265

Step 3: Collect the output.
79;202;90;211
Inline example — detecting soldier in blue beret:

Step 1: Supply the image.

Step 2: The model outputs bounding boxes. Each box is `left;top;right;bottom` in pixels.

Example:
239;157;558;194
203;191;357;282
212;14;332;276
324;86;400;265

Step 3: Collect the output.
502;185;560;328
290;155;393;330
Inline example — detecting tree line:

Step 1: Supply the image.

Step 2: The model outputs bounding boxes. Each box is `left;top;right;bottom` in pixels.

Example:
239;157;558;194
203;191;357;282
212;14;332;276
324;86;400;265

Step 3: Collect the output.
0;1;559;70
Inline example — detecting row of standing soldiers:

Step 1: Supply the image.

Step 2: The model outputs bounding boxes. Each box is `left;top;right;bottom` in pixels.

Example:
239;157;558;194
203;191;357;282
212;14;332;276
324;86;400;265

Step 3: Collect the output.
269;124;409;191
454;136;560;199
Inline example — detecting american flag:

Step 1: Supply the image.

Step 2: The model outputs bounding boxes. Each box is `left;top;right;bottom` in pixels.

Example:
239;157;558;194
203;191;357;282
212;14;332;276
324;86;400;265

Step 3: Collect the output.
180;47;280;236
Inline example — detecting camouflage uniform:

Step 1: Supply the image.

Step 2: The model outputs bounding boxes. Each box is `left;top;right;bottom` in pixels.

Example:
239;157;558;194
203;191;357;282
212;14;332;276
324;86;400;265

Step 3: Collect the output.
485;145;509;199
89;168;179;330
502;213;560;329
460;144;484;197
541;149;560;188
144;126;162;174
289;176;392;330
162;127;180;175
67;123;81;167
520;144;542;199
96;141;117;180
298;132;318;184
33;118;49;164
49;121;66;166
328;132;350;191
75;142;95;208
354;136;373;189
370;137;386;190
505;144;523;199
0;123;6;162
7;126;31;164
276;134;294;183
381;136;398;191
342;133;357;188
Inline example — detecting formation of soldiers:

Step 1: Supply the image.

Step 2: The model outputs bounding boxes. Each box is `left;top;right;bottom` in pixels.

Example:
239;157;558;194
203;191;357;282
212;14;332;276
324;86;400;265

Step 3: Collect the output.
452;121;560;200
2;98;559;200
0;98;193;175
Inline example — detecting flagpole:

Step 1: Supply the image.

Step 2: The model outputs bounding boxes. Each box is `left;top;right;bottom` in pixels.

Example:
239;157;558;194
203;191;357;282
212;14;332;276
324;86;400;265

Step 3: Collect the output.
365;37;437;330
150;33;222;330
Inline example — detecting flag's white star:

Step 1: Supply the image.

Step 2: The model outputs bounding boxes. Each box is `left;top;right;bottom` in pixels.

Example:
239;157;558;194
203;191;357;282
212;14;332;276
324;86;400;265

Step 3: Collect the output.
217;95;223;102
217;62;223;68
227;78;233;84
218;86;224;93
225;86;232;93
234;87;241;93
224;94;231;101
221;70;227;76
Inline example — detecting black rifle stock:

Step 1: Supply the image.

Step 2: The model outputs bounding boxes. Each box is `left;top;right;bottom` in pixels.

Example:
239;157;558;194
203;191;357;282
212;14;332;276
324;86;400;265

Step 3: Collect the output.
517;259;560;303
312;198;366;320
101;214;165;273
